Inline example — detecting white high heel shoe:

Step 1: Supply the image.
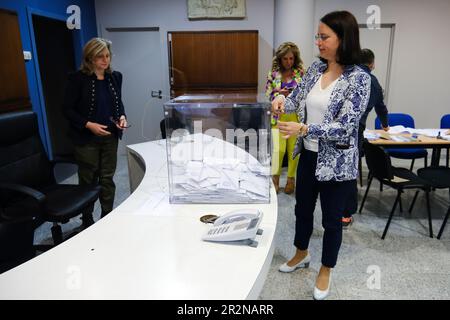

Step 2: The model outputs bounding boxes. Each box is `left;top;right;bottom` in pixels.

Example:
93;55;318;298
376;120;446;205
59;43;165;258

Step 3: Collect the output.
278;254;311;273
313;273;332;300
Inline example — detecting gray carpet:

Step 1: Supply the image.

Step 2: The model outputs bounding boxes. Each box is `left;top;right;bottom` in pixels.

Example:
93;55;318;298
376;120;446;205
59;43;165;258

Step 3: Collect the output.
35;154;450;299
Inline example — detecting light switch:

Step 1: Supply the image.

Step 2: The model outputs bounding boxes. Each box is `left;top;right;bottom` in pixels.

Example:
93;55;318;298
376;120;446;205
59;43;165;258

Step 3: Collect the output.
23;51;32;61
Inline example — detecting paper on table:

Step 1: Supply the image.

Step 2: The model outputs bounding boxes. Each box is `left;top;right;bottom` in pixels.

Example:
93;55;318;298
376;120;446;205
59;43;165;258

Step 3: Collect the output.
412;128;442;137
363;130;380;140
390;135;415;142
379;132;391;140
388;125;410;134
134;192;166;215
389;128;448;138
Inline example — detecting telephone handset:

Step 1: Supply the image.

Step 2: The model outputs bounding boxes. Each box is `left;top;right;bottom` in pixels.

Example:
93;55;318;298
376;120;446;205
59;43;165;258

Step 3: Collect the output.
202;209;263;244
213;209;260;226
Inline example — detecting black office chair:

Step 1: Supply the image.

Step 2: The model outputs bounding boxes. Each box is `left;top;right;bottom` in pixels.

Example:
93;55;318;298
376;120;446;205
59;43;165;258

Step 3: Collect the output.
0;111;100;255
359;139;433;239
0;213;36;273
410;167;450;239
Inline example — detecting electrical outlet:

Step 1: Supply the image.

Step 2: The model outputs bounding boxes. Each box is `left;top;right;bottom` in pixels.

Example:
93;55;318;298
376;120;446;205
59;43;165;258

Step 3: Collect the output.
23;51;32;61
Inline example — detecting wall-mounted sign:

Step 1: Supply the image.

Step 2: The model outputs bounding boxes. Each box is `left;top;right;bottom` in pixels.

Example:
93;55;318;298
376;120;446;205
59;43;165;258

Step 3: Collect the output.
187;0;246;20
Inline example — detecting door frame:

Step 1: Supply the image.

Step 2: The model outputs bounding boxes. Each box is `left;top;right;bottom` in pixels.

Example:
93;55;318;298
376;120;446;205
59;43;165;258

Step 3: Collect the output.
26;6;84;158
359;23;396;104
100;25;166;147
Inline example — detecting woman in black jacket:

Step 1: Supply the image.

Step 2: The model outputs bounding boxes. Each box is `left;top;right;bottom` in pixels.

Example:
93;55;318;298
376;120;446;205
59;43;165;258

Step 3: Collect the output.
63;38;127;226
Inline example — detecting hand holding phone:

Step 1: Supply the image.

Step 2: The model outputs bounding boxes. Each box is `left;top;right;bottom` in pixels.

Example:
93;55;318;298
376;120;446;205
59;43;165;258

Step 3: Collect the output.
110;116;131;130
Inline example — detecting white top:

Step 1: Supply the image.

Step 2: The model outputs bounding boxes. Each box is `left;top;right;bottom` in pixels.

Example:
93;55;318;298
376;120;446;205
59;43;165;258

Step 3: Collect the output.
0;138;277;299
304;75;338;152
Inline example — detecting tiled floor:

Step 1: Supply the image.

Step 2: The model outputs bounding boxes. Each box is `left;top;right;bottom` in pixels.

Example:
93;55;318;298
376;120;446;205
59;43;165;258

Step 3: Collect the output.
35;155;450;299
260;160;450;300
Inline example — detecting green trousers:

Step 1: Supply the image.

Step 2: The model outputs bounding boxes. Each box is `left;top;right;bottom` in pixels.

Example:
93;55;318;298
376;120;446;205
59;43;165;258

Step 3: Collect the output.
271;113;300;178
74;135;118;215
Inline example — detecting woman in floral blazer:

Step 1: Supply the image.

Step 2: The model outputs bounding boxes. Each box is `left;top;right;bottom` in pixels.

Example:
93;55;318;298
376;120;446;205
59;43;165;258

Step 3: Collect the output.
265;42;304;194
272;11;371;300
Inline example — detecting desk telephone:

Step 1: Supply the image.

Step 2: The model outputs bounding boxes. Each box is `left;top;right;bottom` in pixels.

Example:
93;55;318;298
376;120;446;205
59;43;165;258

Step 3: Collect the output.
202;209;263;244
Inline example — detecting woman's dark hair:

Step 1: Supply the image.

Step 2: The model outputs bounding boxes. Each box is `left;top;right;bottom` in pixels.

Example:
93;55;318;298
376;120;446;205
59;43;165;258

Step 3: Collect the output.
319;11;361;66
360;48;375;65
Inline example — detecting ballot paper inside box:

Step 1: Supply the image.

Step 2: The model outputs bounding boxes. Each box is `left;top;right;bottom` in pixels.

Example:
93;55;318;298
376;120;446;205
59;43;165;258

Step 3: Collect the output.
164;94;272;204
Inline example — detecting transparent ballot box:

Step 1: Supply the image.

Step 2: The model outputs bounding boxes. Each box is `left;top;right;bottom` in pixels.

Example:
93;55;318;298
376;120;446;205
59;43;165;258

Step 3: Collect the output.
164;94;272;204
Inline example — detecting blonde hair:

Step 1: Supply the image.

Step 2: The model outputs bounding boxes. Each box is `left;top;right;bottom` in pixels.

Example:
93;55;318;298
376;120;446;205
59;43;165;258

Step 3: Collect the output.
80;37;113;75
271;42;303;72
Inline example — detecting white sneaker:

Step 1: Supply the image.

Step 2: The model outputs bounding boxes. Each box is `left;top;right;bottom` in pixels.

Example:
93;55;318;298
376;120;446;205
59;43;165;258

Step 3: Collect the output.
313;273;332;300
278;254;311;273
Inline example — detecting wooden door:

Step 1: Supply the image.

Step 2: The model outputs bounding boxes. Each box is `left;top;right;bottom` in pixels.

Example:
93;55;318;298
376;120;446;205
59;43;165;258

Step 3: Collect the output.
168;30;258;97
0;9;31;113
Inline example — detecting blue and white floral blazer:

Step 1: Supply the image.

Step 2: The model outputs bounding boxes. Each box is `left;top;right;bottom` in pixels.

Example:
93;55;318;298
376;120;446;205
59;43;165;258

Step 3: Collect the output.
285;60;371;182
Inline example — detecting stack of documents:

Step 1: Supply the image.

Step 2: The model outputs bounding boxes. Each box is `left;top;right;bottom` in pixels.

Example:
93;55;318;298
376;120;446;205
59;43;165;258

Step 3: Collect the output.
170;159;270;203
363;131;380;140
390;135;416;142
388;126;450;139
365;127;450;141
167;134;270;203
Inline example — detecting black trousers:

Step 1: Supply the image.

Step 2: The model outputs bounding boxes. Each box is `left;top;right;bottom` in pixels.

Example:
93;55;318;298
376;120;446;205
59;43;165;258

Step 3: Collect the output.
294;149;355;268
343;180;358;218
343;125;364;218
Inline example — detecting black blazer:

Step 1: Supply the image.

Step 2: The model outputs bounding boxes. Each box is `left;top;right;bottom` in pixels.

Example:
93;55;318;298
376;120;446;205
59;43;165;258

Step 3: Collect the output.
63;70;126;145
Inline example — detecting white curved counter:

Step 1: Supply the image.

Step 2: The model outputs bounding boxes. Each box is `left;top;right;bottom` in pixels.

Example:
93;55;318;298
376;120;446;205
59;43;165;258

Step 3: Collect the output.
0;140;277;299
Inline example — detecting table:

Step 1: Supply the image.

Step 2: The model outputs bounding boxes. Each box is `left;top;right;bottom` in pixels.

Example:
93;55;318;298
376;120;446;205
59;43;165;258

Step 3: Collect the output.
368;130;450;167
0;140;277;299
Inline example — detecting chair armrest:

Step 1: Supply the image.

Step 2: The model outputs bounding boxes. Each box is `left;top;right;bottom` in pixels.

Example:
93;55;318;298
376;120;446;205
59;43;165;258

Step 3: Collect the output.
0;182;46;205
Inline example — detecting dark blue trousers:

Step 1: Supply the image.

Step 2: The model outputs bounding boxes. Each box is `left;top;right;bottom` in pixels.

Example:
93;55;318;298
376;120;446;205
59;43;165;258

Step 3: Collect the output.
294;149;355;268
343;125;363;218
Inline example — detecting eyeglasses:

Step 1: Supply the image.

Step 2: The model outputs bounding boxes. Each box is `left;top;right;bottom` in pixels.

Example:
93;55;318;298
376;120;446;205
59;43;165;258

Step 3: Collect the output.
315;34;330;41
110;117;131;128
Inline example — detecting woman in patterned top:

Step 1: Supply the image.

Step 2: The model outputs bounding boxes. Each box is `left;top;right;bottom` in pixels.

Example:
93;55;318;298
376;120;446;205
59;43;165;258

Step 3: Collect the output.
265;42;304;194
272;11;371;300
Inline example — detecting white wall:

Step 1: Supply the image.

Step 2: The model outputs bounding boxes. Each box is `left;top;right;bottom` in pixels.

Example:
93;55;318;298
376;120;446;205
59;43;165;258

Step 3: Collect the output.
314;0;450;128
95;0;450;130
95;0;275;97
274;0;315;68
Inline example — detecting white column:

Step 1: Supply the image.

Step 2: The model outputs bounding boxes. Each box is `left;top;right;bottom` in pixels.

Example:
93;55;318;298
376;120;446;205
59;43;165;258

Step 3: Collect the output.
274;0;316;68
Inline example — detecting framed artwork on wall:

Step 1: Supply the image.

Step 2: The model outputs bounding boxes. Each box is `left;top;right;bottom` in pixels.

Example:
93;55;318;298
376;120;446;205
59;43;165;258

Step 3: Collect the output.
187;0;246;20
